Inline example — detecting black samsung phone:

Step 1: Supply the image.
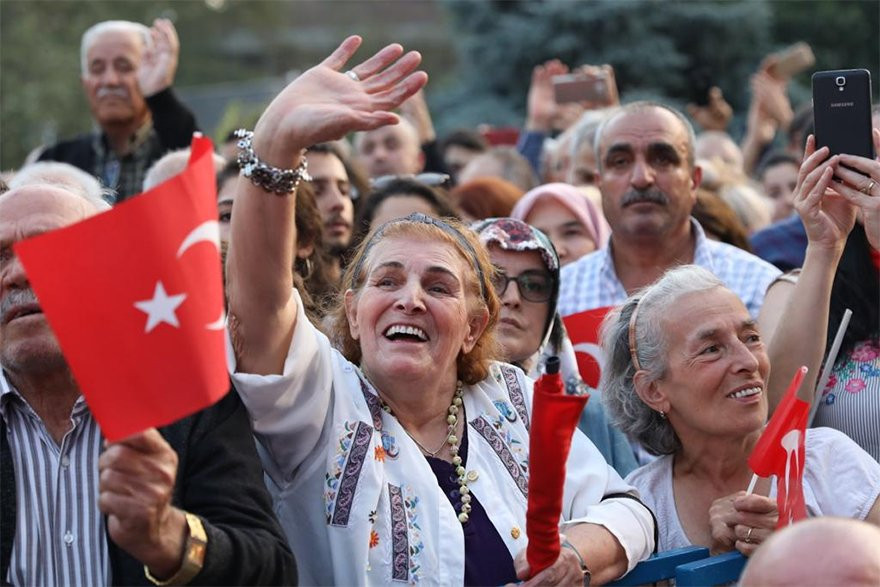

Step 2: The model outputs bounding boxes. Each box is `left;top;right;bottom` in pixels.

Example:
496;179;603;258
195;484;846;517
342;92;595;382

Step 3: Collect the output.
811;69;874;159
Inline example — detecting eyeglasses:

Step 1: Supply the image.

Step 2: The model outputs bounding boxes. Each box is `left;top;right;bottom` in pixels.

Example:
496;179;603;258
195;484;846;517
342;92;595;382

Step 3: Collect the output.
491;270;554;303
370;173;451;191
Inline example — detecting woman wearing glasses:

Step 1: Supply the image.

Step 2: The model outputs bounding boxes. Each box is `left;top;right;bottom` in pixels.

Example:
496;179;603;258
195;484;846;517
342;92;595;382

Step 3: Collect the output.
227;38;654;585
474;217;638;476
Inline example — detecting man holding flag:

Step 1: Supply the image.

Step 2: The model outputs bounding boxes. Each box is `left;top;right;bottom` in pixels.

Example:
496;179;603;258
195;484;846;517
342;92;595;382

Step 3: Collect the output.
0;150;296;583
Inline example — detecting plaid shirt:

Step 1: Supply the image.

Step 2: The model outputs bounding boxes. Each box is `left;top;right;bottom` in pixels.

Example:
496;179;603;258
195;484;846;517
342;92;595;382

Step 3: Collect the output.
558;219;782;320
91;121;157;203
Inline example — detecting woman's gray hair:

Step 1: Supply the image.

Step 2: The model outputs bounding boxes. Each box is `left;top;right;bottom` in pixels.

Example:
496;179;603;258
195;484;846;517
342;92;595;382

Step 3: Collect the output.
80;20;152;75
9;162;113;212
600;265;724;455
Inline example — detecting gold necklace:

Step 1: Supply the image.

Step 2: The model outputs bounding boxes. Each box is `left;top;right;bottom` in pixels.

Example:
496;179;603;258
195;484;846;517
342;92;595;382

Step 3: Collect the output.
380;380;472;524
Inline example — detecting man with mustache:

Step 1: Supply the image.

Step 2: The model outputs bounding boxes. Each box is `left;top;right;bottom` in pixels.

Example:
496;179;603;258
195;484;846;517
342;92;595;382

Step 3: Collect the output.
557;102;779;461
0;181;296;585
38;19;197;202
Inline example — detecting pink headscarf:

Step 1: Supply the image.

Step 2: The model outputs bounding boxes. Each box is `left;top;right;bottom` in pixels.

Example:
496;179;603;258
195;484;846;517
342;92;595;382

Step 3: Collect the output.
510;182;611;249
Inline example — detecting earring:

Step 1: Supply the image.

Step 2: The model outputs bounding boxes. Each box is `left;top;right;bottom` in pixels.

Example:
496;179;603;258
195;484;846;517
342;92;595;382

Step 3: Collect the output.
658;410;667;419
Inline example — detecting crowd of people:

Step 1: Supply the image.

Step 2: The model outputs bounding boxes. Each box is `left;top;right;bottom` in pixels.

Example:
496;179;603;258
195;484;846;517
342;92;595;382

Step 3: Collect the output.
1;16;879;586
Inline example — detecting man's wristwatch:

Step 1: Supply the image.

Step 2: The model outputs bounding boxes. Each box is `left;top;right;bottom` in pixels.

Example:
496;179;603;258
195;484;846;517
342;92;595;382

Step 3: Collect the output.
145;512;207;586
561;536;592;586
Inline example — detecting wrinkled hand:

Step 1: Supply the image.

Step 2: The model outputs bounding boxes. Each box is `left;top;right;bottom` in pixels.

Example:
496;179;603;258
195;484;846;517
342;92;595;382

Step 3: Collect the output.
709;491;778;557
526;59;569;132
99;429;187;579
138;18;180;97
834;128;880;250
509;535;585;586
250;36;427;169
399;88;435;143
687;86;733;132
794;135;857;249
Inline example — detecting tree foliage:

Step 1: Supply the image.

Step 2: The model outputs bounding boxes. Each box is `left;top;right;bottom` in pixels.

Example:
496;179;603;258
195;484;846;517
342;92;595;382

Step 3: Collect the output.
431;0;879;135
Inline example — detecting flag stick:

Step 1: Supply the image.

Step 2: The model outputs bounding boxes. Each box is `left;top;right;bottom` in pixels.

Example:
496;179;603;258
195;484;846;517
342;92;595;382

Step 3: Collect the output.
746;473;759;495
808;309;852;427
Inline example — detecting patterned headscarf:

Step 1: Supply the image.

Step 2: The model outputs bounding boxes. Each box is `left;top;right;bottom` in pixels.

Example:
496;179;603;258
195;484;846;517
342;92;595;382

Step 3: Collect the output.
472;217;560;348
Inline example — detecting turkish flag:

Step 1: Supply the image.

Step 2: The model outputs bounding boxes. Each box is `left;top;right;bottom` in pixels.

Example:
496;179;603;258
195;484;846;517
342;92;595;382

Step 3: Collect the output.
563;306;613;388
526;358;589;577
15;135;228;440
748;366;809;528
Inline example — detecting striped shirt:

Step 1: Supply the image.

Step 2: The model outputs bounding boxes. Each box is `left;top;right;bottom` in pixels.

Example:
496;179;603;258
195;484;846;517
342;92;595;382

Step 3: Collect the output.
1;372;109;586
558;218;781;319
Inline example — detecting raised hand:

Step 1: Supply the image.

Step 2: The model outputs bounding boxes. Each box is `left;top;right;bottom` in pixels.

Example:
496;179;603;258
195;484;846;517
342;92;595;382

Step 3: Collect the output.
99;428;188;578
251;36;427;168
794;135;857;250
687;86;733;132
526;59;569;132
138;18;180;97
834;128;880;250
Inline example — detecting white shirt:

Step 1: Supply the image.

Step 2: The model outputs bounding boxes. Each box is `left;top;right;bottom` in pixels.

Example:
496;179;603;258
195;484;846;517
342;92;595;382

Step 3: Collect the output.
230;290;655;585
625;427;880;552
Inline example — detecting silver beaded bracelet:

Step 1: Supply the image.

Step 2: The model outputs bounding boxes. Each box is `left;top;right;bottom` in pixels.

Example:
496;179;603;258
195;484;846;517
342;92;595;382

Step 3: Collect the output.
233;129;311;195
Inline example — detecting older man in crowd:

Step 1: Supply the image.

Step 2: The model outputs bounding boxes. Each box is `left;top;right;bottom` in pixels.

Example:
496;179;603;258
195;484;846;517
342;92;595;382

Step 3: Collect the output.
38;19;197;202
0;180;296;585
559;101;779;317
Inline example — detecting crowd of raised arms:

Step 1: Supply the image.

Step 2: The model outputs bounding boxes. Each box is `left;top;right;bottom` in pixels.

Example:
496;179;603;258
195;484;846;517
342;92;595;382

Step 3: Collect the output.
2;17;880;587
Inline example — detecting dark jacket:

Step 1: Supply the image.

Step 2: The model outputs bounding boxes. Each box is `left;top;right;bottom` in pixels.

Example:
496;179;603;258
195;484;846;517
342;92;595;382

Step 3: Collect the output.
0;388;297;586
38;88;198;201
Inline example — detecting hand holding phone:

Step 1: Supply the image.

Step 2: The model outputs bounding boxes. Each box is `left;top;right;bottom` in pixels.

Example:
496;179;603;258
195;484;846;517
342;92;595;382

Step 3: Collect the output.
767;42;815;80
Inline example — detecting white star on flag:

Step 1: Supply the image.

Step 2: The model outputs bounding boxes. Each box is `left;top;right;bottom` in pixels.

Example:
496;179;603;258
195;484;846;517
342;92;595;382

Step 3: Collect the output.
134;281;187;333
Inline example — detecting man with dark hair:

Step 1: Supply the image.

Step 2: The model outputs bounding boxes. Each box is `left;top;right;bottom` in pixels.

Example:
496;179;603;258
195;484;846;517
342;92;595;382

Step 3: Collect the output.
306;143;368;284
438;129;488;184
38;19;197;202
0;183;296;585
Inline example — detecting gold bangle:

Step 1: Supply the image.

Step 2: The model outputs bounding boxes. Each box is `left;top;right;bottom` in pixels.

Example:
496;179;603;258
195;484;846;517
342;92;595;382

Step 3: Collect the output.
145;512;208;586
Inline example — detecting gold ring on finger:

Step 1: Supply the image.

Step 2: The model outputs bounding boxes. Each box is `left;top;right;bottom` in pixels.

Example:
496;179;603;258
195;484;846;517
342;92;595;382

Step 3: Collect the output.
745;527;754;544
862;179;876;195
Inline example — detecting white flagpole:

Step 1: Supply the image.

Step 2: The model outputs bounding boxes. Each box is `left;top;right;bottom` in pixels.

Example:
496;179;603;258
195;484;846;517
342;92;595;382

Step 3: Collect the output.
808;309;853;427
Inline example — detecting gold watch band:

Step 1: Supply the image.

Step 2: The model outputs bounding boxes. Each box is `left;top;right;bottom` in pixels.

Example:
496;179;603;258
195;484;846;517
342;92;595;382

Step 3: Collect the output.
145;512;208;586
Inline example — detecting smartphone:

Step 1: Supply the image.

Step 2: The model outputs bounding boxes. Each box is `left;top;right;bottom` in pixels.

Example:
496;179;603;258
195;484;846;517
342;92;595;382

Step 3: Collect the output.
769;42;815;79
553;73;610;104
812;69;874;159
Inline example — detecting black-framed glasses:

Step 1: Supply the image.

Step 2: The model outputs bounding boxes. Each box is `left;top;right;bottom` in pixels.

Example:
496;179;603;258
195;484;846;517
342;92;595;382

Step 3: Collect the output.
491;270;554;303
370;173;451;191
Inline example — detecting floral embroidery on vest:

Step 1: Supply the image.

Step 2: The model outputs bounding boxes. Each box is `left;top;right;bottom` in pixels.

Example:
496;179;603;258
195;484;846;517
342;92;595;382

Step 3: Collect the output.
471;415;529;497
325;420;373;526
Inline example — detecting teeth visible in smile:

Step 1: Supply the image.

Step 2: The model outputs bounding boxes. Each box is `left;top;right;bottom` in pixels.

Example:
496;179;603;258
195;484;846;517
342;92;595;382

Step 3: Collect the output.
384;325;428;341
729;387;761;399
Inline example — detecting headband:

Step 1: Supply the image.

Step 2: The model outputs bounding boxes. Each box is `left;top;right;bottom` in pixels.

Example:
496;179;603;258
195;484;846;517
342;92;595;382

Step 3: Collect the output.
351;213;488;300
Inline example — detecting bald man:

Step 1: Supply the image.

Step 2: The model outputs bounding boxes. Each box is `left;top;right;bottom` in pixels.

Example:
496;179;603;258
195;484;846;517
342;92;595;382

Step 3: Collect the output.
353;117;424;178
740;517;880;586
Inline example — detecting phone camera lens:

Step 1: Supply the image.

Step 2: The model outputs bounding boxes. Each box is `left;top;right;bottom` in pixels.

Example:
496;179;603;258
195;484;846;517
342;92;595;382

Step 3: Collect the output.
835;76;846;87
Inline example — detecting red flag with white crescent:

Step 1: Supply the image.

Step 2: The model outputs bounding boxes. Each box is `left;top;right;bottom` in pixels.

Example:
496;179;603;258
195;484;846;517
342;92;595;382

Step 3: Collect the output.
14;135;228;440
563;306;613;388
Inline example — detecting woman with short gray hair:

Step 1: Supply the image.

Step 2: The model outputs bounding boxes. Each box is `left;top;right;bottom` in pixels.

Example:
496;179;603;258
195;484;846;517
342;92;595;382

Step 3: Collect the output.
601;265;723;457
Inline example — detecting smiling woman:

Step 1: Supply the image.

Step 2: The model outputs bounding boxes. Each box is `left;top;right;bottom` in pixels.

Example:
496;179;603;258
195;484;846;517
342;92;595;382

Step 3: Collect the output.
601;264;880;556
225;36;656;585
